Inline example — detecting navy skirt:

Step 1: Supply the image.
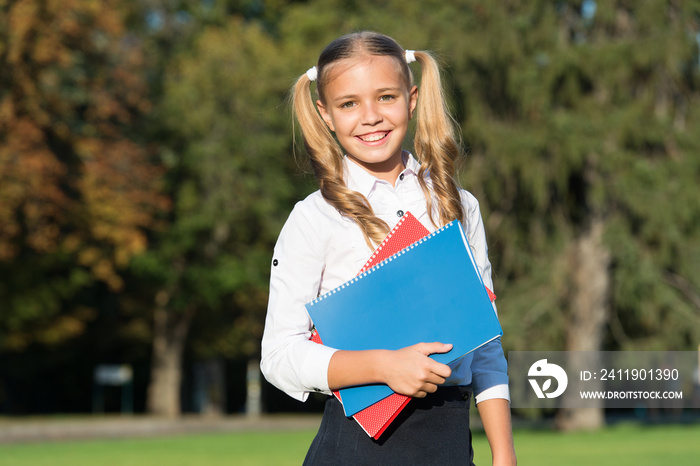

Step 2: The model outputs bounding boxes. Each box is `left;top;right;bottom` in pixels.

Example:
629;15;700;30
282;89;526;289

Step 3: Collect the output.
304;387;475;465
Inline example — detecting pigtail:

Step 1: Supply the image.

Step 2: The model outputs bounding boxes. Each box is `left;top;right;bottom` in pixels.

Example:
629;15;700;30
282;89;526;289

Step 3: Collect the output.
292;72;390;248
291;33;466;247
411;51;466;228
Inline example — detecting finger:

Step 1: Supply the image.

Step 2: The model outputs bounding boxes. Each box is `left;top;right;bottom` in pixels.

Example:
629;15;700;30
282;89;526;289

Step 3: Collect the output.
417;342;453;356
426;373;448;386
432;363;452;379
423;358;452;379
418;381;442;396
424;383;439;394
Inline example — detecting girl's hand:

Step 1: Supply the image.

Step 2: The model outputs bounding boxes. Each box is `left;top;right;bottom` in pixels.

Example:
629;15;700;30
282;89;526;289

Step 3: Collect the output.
381;342;453;398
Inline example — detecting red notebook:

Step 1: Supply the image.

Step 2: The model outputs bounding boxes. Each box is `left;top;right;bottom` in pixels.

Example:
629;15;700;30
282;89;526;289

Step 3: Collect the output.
310;212;496;438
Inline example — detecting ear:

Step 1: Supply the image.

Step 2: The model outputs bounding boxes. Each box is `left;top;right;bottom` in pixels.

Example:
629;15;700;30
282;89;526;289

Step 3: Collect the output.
316;100;335;132
408;85;418;120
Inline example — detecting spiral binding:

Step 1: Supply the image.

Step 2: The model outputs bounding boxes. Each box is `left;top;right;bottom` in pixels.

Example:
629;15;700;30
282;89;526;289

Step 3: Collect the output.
308;220;456;306
360;215;406;273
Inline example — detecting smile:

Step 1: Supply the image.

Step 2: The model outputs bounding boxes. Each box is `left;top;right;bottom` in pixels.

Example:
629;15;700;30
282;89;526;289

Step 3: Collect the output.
357;132;389;143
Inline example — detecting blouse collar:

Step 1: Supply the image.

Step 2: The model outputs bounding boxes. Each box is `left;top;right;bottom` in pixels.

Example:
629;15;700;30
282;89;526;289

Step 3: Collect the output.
344;151;421;197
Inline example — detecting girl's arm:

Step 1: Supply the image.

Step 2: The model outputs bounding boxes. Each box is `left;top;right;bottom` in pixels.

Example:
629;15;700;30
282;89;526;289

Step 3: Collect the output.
478;398;517;466
328;342;454;398
462;192;515;464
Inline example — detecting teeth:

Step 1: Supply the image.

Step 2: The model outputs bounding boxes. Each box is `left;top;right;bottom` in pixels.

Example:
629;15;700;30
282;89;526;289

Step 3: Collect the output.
360;133;387;142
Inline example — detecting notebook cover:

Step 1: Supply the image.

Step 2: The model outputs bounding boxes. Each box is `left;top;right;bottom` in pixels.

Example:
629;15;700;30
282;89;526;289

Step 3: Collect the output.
311;212;496;436
352;213;427;437
310;329;412;438
306;220;503;417
310;213;425;437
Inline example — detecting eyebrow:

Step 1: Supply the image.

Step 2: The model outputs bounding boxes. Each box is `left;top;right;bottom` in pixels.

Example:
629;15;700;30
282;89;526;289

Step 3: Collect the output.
332;94;358;103
331;87;403;103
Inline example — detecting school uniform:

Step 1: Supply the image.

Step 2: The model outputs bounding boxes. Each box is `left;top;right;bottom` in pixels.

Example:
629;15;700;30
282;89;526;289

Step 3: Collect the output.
304;387;474;465
261;152;508;463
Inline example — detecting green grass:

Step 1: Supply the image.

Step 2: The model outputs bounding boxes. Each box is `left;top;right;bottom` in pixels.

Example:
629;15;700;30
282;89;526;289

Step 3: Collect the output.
0;429;315;466
1;422;699;465
504;423;700;466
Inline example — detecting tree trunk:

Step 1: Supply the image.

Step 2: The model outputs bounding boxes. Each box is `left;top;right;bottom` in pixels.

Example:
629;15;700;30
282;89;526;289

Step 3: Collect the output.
146;289;196;417
193;358;226;416
555;217;610;431
246;358;262;418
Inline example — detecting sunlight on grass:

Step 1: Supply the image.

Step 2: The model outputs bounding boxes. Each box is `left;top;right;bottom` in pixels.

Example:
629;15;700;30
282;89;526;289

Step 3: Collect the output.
475;422;700;466
1;422;699;466
0;430;316;466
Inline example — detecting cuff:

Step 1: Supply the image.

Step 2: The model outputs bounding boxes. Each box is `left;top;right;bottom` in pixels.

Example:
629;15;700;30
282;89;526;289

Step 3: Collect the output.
474;383;510;404
299;343;338;398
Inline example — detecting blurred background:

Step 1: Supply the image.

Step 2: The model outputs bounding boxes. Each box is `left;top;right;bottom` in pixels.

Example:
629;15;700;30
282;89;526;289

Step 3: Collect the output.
1;0;699;436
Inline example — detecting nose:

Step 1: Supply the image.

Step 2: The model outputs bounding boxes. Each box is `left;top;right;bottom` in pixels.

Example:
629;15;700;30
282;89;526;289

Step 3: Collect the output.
361;101;382;125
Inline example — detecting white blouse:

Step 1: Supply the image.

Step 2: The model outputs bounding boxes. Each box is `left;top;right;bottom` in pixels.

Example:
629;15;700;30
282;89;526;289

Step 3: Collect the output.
260;152;509;404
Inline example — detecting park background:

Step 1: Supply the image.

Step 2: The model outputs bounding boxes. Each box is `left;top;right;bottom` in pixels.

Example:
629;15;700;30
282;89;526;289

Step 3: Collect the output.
1;0;700;457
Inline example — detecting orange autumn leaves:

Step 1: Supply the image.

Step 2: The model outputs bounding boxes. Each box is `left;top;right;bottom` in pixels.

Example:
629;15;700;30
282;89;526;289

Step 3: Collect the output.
0;0;166;290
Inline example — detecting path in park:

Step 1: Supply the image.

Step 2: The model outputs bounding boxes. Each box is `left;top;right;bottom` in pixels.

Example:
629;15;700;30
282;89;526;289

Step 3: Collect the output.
0;414;323;444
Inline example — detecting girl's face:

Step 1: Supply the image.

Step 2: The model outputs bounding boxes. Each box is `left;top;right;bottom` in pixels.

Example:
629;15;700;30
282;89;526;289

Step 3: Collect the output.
316;55;418;185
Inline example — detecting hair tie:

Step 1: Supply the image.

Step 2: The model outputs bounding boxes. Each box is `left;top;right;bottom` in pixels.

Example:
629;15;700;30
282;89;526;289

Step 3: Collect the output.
405;50;416;64
306;66;318;82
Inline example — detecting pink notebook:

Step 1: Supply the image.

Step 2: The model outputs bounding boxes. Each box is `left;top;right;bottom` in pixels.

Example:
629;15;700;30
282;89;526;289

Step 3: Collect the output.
311;212;496;438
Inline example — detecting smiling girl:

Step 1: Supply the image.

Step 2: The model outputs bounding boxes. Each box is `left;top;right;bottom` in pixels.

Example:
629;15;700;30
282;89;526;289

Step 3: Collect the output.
261;31;516;465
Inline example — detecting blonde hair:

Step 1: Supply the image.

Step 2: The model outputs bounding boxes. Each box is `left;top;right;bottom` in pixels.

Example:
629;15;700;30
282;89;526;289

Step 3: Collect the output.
292;31;465;247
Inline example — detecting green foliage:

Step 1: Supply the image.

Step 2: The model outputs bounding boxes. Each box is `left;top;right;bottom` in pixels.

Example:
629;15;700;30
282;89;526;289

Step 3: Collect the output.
448;0;700;352
0;0;165;351
130;16;301;359
2;0;700;414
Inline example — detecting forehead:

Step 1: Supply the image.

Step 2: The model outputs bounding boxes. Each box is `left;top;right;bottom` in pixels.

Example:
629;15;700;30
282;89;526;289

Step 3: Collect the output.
321;55;409;98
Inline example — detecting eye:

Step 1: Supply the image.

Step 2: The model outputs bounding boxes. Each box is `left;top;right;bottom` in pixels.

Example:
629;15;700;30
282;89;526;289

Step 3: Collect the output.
379;94;396;102
340;101;357;109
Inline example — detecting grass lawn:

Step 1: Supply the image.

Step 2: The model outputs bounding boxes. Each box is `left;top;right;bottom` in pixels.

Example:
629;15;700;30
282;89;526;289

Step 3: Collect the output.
502;422;700;466
1;422;699;465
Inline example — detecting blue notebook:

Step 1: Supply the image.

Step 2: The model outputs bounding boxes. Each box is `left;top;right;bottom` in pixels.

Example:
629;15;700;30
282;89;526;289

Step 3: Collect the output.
306;220;503;416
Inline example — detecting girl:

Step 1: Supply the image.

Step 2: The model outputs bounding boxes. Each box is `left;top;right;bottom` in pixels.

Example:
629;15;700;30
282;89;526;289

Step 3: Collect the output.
261;31;516;465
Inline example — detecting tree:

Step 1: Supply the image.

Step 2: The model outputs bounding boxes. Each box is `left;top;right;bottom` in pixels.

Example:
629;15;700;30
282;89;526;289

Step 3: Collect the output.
0;0;165;352
448;0;700;429
237;0;700;426
131;16;299;417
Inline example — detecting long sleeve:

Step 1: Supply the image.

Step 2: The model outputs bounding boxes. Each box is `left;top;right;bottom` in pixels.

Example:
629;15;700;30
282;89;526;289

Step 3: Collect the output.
260;154;510;404
260;198;339;401
460;190;510;404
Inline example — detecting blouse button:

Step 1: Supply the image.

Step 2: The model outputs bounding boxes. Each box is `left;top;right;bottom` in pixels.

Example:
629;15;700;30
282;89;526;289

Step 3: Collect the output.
396;210;404;218
272;259;279;266
399;173;405;181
